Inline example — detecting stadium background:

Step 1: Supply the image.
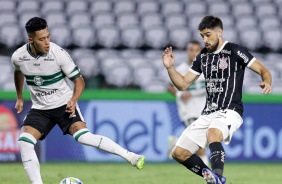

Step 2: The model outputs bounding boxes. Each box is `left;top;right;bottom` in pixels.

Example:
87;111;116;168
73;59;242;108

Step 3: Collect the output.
0;0;282;170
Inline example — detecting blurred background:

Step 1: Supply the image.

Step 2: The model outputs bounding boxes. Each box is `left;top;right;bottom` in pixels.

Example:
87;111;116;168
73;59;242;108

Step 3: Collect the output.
0;0;281;164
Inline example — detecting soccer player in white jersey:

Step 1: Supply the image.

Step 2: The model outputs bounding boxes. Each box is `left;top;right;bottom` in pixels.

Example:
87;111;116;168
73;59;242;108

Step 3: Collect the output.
167;40;209;166
12;17;145;184
162;16;272;184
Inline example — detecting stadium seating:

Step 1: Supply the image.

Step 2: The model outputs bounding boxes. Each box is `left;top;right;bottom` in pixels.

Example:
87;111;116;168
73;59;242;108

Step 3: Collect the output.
0;24;22;48
44;11;67;28
0;11;17;27
169;26;192;49
72;26;96;48
17;0;40;14
90;0;112;15
0;0;281;93
120;26;144;48
96;26;120;48
144;26;168;49
49;25;72;48
165;14;187;30
116;13;139;29
65;0;88;16
69;12;92;29
105;63;133;88
76;55;100;79
41;1;64;16
137;1;159;15
0;0;16;12
93;13;115;28
113;0;136;15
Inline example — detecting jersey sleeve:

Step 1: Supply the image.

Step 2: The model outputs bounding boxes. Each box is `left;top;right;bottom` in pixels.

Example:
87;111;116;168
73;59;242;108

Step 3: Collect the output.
189;53;202;75
233;44;256;68
11;52;20;71
56;49;81;80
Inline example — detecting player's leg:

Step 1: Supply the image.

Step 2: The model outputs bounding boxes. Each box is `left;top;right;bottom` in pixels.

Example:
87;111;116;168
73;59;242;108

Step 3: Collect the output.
167;135;177;160
167;118;196;160
69;121;145;169
204;110;242;184
18;126;43;184
204;127;225;183
18;108;56;184
172;137;210;177
186;118;210;166
182;118;209;166
196;148;209;166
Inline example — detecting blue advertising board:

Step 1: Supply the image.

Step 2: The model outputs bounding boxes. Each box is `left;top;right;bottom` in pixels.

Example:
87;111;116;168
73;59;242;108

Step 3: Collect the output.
0;100;281;162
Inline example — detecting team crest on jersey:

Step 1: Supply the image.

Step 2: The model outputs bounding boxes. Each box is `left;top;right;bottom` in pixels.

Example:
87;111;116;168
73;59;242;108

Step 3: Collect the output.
219;57;228;69
34;76;43;86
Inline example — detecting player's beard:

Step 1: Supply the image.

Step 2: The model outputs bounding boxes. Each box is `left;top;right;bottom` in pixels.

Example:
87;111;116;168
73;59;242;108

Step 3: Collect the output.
207;38;219;53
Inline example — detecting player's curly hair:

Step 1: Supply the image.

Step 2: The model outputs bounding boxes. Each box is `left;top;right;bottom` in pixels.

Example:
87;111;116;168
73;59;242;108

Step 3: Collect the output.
198;15;223;31
25;17;48;36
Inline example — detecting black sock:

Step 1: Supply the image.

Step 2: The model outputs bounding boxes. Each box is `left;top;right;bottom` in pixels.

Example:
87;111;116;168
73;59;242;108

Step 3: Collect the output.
181;154;209;177
209;142;225;180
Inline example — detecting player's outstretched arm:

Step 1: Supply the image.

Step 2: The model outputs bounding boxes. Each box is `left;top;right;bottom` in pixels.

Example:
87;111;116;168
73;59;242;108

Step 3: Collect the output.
66;76;85;116
162;47;199;91
249;60;272;94
14;70;24;113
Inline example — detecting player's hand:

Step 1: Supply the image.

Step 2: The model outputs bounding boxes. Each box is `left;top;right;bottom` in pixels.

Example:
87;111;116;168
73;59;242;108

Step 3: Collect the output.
15;99;24;113
259;82;272;94
181;92;191;101
66;99;76;116
162;46;175;69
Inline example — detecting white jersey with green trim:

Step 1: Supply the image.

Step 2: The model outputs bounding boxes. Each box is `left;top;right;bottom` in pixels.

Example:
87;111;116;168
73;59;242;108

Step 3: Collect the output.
175;62;206;121
11;42;81;110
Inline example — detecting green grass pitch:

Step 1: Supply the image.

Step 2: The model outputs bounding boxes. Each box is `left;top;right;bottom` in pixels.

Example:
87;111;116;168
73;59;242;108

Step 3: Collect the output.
0;162;281;184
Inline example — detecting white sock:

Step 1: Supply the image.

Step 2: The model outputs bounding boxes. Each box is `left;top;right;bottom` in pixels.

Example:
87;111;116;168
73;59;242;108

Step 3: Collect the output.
18;133;43;184
199;154;209;167
73;129;131;161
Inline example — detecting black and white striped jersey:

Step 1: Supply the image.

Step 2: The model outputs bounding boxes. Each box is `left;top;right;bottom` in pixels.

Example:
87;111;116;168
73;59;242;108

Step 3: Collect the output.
189;41;256;117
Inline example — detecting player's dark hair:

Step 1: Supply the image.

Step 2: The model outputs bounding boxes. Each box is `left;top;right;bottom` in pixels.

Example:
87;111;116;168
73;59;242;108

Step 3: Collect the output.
186;40;201;49
198;16;223;31
25;17;48;36
189;40;200;45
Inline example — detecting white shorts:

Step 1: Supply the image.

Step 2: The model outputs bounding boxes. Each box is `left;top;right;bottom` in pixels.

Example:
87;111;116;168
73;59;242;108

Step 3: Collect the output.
176;109;243;151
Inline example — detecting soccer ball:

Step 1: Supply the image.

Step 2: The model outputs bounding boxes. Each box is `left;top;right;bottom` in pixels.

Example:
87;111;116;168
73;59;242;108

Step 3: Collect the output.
59;177;83;184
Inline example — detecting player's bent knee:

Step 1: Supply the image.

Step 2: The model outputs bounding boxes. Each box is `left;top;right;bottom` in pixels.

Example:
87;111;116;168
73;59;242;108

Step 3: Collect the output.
172;147;193;162
206;128;223;143
207;120;229;143
18;132;37;149
73;128;90;142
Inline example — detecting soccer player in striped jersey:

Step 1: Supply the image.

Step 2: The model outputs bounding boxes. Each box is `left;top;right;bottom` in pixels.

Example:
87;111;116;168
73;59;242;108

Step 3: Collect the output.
162;16;272;184
12;17;145;184
167;41;209;166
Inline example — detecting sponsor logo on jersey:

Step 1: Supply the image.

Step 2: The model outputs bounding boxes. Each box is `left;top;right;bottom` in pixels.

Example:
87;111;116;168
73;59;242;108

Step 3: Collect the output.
33;76;43;86
207;82;224;93
206;78;226;83
201;53;206;58
207;84;224;93
33;63;40;66
206;102;218;111
237;51;249;63
19;55;30;61
221;49;231;55
219;57;228;69
35;89;58;97
44;54;54;61
212;65;217;71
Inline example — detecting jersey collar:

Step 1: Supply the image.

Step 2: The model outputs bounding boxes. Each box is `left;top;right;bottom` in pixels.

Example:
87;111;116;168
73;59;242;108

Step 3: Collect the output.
27;43;45;59
213;41;228;54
